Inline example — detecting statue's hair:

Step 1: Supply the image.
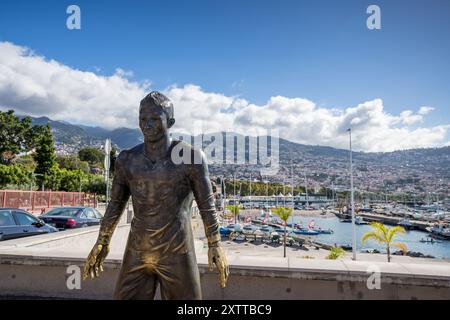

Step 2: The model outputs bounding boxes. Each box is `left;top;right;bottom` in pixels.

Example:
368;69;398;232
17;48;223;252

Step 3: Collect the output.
140;91;174;119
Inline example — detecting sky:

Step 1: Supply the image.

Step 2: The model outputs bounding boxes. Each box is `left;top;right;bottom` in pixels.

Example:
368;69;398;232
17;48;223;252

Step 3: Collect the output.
0;0;449;152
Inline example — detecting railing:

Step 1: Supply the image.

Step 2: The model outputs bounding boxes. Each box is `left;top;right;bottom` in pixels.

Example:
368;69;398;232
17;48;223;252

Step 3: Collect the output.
0;190;97;213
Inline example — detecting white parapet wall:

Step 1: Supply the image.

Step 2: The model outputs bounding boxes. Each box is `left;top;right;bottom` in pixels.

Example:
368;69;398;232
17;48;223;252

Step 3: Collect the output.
0;225;449;300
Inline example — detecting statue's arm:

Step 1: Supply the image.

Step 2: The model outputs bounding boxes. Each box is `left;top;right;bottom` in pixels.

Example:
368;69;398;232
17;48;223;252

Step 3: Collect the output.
188;148;229;288
188;149;221;246
96;151;131;245
84;151;130;280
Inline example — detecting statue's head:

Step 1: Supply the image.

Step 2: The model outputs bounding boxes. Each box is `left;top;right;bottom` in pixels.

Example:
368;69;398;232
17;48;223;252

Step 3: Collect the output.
139;91;175;142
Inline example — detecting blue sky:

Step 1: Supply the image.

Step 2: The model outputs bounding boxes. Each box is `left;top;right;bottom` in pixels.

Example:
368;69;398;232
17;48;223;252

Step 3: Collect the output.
0;0;449;151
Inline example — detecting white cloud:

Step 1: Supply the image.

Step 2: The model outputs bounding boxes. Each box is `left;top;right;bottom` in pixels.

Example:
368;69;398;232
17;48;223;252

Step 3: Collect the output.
418;106;434;115
397;110;423;125
0;41;449;152
0;41;149;128
114;68;134;78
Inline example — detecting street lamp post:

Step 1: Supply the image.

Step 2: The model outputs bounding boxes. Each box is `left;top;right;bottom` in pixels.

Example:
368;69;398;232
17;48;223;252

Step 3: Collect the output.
222;176;226;209
348;128;357;261
265;179;269;209
233;172;236;203
249;172;252;210
291;162;294;225
291;163;294;209
79;176;83;193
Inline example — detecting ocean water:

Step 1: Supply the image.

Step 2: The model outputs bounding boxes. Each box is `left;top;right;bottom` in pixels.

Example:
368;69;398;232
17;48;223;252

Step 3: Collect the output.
289;216;450;259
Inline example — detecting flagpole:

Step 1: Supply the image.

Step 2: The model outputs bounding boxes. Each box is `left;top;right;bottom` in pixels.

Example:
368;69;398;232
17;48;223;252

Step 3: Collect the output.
304;171;309;208
104;139;111;206
348;128;357;261
291;160;294;225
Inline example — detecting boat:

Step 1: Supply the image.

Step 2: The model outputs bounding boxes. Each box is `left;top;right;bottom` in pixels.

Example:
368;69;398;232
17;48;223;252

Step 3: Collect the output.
293;229;319;235
338;216;366;224
358;206;372;213
361;248;380;254
226;223;243;232
243;224;255;231
260;225;272;233
397;218;415;230
334;210;352;220
419;237;440;244
286;223;296;228
426;224;450;240
355;216;367;225
340;244;352;251
412;212;423;220
219;226;232;236
314;228;334;234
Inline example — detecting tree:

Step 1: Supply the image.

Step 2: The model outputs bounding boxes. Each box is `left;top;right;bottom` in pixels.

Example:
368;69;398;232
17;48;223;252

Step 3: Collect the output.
59;169;88;192
0;110;41;164
0;164;32;188
12;155;36;172
33;124;58;190
361;222;407;262
85;174;106;195
226;204;240;224
78;147;104;167
272;207;293;258
41;167;62;191
57;155;90;174
326;246;346;260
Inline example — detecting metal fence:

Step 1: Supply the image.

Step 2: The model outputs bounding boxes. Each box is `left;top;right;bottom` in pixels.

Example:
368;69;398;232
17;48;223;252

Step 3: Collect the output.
0;190;97;213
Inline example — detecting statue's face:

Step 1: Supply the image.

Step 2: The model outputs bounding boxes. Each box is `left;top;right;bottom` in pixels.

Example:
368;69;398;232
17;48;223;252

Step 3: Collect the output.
139;104;169;142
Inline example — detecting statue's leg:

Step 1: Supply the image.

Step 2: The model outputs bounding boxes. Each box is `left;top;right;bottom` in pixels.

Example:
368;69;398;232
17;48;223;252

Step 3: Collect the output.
114;248;158;300
158;250;202;300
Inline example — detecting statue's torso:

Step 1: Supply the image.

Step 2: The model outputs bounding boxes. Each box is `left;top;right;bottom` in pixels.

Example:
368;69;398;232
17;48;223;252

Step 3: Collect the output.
120;143;195;253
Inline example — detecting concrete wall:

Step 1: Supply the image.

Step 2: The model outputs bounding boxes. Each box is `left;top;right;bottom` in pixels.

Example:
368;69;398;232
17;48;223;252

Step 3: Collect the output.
1;256;449;300
1;225;449;300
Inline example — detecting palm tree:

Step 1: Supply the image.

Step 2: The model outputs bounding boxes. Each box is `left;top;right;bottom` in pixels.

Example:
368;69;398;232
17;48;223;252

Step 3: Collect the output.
226;204;240;224
272;206;293;258
326;246;346;260
361;222;407;262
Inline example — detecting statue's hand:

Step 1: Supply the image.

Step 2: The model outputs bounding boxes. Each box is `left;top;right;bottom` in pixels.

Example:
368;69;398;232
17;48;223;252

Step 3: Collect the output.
83;243;109;280
208;246;229;288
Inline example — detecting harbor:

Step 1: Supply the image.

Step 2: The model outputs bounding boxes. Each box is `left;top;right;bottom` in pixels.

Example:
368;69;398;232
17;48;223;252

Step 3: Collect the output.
214;208;450;260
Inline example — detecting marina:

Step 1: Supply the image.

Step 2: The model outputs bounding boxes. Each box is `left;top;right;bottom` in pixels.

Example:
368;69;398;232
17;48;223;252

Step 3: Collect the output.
218;209;450;259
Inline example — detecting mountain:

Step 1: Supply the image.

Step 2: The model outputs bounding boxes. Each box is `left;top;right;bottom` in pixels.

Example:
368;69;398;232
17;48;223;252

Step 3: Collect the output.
23;115;449;195
77;125;143;149
105;128;143;149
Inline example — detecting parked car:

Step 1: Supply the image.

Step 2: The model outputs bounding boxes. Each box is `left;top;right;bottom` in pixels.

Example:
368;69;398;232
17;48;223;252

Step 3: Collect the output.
39;206;103;230
0;208;58;241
